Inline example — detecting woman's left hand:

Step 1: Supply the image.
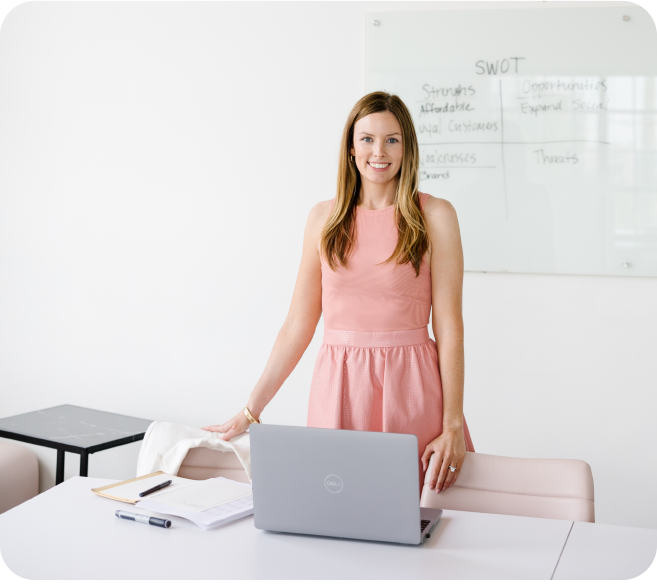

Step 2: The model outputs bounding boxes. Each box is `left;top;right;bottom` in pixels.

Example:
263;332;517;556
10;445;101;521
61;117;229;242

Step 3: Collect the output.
421;427;466;493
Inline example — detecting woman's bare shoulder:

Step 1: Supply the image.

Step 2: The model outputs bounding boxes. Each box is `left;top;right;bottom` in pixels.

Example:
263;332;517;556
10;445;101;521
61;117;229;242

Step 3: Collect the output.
421;195;462;272
307;199;333;227
422;194;458;229
303;199;333;241
310;198;333;216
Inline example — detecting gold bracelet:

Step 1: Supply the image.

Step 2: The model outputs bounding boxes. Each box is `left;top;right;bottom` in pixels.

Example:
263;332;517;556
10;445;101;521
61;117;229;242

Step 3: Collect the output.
243;406;262;425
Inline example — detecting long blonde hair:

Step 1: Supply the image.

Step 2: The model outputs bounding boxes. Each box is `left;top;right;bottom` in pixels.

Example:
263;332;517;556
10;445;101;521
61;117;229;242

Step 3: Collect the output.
320;91;428;277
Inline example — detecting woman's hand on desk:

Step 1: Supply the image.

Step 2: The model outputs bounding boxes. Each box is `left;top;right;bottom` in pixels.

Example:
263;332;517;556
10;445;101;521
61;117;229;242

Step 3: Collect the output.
201;412;250;441
421;427;466;493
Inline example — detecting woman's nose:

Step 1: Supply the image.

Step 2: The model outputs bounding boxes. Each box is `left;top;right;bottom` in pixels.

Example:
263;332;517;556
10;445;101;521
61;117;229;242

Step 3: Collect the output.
371;141;387;157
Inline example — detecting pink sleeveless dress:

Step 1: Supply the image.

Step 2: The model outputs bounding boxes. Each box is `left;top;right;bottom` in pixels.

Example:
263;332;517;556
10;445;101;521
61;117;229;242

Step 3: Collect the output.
307;192;475;490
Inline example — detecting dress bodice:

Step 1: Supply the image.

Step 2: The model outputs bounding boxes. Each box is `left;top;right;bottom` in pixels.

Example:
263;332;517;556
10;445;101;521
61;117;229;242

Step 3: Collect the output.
321;192;432;332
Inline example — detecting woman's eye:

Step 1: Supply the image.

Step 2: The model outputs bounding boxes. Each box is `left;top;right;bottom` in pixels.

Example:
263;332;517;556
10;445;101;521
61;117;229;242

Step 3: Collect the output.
361;137;399;143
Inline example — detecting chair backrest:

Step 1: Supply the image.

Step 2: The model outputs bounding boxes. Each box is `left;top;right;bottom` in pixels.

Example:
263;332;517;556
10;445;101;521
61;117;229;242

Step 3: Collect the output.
0;439;39;514
420;451;595;522
177;447;251;483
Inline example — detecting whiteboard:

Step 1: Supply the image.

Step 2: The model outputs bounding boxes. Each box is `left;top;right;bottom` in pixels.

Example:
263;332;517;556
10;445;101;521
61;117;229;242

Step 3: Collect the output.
365;5;657;277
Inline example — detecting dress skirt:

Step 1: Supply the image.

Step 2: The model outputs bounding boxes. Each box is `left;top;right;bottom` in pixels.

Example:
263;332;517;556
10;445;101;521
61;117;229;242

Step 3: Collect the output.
307;326;475;490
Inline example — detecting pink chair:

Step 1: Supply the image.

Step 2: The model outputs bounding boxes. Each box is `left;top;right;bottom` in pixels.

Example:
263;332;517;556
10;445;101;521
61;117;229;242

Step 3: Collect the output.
177;447;250;483
421;452;595;522
0;439;39;514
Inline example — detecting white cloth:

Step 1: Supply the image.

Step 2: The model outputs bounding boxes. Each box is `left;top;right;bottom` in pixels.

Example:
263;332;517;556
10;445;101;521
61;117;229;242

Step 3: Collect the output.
136;421;251;481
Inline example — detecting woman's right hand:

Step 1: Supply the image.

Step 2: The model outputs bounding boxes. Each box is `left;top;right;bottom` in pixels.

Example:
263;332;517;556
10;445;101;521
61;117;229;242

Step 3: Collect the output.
201;411;252;441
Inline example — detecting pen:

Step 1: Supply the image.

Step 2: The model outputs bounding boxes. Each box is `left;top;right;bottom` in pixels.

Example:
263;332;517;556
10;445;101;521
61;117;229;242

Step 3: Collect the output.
116;510;172;528
138;479;172;497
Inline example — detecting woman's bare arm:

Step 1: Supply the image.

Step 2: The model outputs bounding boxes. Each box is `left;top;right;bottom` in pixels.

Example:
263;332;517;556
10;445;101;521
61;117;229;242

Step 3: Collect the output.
420;195;467;492
202;200;330;440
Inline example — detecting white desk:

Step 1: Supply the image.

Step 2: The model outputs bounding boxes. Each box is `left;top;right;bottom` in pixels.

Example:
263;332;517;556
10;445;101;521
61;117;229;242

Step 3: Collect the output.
0;477;654;580
553;520;657;580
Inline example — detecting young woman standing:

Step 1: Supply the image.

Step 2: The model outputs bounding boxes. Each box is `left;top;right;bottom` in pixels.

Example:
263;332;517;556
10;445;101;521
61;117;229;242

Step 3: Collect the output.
203;91;475;494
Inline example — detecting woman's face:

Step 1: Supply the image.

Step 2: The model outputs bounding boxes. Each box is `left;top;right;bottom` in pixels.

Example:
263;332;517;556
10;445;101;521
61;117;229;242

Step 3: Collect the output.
350;111;403;188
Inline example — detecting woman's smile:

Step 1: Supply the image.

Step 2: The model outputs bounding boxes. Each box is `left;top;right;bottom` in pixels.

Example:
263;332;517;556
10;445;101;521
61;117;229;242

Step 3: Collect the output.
367;162;391;171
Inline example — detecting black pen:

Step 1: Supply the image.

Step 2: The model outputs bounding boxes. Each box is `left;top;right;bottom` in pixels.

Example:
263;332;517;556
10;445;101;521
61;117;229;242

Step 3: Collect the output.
139;479;172;497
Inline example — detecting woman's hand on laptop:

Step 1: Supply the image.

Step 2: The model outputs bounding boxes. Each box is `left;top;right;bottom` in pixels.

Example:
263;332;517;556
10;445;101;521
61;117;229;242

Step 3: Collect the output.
421;428;466;493
201;412;250;441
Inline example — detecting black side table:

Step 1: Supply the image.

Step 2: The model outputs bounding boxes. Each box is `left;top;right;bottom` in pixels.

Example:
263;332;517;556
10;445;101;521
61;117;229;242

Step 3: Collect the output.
0;405;152;484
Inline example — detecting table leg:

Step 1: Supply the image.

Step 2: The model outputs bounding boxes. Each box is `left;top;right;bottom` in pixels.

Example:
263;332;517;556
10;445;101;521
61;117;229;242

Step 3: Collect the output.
56;449;65;485
79;452;88;477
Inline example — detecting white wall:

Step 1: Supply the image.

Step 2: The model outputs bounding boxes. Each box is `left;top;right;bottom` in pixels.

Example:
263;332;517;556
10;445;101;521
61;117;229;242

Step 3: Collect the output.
0;1;654;529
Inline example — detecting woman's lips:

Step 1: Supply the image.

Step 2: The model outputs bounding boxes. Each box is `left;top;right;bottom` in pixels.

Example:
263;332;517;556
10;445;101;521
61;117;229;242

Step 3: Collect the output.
367;162;391;172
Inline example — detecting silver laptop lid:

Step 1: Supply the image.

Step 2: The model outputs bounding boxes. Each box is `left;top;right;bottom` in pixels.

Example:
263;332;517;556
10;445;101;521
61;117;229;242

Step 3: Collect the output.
250;424;422;544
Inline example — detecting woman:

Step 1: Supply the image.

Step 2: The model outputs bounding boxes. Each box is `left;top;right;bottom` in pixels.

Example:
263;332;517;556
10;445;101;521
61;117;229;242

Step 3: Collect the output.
203;91;475;494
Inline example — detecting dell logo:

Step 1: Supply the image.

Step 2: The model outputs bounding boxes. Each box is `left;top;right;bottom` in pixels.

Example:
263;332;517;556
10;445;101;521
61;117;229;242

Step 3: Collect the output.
324;474;344;493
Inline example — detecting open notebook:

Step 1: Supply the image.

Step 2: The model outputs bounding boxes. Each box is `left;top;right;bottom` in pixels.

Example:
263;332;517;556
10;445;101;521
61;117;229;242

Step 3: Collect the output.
92;471;253;530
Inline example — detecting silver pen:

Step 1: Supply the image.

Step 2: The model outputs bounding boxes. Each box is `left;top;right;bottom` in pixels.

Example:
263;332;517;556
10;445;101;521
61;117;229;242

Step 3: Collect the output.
116;509;172;528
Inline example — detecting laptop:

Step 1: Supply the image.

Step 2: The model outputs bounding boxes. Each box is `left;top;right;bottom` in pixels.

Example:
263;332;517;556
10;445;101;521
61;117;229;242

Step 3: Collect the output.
249;423;442;545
